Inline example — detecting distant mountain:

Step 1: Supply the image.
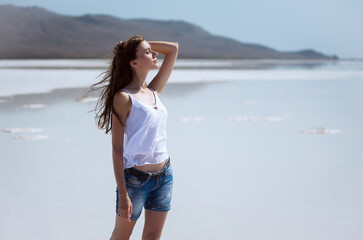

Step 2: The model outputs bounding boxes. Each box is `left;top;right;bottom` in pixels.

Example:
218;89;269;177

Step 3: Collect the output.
0;5;338;60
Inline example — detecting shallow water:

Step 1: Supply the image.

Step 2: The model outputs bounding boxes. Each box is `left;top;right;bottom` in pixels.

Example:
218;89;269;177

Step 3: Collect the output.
0;60;363;239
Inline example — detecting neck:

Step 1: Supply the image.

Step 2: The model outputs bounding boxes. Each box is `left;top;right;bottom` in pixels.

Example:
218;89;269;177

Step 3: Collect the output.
130;69;149;91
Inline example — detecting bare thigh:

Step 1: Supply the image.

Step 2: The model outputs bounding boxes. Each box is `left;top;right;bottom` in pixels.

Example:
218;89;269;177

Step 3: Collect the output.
110;215;137;240
142;210;169;240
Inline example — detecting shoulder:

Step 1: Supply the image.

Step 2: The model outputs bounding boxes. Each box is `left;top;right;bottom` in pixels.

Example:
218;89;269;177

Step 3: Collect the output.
113;89;131;116
113;89;129;105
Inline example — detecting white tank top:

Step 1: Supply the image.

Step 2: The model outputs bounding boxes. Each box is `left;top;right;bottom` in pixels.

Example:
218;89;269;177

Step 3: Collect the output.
120;87;169;169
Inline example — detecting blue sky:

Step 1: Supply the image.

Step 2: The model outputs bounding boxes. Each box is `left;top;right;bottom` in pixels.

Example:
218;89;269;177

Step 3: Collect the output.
1;0;362;58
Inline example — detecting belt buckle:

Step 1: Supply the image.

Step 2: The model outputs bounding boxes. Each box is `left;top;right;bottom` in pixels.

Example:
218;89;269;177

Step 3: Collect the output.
142;163;168;182
145;172;153;182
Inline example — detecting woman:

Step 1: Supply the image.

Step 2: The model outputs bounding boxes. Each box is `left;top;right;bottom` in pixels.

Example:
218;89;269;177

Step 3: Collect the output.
90;35;178;239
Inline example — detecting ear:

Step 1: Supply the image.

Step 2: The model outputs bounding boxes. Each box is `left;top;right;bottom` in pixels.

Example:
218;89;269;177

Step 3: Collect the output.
130;60;137;69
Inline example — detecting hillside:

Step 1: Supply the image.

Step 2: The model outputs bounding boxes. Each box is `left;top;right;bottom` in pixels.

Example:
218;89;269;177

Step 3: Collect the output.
0;5;338;59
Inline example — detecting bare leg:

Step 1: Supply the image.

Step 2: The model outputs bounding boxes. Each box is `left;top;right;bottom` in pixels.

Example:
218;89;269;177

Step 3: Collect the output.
142;210;169;240
110;215;137;240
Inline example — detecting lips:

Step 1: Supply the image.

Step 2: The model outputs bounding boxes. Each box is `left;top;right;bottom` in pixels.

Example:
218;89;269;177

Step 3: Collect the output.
153;59;158;63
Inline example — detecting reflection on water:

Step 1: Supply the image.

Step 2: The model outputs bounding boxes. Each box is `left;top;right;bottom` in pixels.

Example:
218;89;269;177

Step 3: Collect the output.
1;59;363;98
0;58;360;70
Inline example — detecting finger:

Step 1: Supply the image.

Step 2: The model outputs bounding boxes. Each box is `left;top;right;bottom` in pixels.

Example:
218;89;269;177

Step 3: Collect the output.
126;208;130;221
117;207;121;217
127;205;132;221
118;208;125;218
122;210;128;220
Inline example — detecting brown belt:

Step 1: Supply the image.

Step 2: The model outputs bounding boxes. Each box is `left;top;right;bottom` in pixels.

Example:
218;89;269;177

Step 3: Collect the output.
124;157;170;181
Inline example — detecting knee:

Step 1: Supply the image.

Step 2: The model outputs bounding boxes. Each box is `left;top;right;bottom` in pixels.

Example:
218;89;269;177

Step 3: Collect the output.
142;232;162;240
110;230;132;240
110;235;130;240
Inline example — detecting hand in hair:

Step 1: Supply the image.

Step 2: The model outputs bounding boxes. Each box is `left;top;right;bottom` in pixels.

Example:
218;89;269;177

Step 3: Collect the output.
113;41;123;56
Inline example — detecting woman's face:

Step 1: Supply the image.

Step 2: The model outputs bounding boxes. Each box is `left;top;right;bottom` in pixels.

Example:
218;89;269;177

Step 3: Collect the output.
131;40;158;71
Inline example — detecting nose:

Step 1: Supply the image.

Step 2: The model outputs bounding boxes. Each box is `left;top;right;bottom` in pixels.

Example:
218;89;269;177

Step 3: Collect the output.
153;51;158;58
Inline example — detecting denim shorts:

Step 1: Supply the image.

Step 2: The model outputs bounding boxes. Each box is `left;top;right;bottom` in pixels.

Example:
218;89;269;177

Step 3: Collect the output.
115;158;173;221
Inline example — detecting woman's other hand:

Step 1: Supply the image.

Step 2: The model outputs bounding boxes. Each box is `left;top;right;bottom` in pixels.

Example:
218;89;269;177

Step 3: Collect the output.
118;193;133;222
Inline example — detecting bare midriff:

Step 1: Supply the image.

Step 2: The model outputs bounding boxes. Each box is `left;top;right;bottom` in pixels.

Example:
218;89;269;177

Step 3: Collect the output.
132;158;168;173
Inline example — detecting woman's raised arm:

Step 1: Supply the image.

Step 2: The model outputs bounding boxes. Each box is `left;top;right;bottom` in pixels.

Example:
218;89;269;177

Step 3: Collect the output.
148;41;179;95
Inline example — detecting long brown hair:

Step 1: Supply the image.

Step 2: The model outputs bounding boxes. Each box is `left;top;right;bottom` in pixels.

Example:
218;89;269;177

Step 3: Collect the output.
88;35;145;134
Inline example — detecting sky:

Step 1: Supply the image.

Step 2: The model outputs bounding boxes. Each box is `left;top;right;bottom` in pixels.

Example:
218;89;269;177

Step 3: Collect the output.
1;0;363;59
